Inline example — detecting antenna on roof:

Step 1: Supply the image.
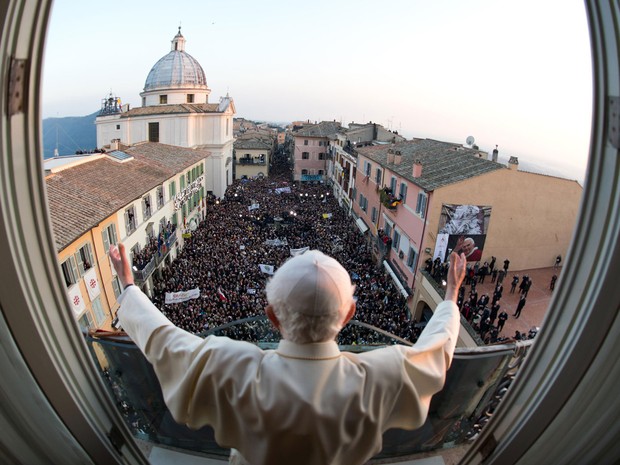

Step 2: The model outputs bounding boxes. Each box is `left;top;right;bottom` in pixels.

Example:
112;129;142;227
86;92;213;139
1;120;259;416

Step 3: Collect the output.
465;135;475;147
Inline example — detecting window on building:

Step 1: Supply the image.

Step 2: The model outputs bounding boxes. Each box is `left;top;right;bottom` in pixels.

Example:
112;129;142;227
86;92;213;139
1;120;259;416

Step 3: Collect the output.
318;141;323;146
375;168;382;185
129;244;140;266
180;176;185;190
407;247;418;270
169;180;176;200
159;95;167;104
302;152;310;160
111;276;122;300
301;169;309;175
399;183;408;202
145;222;154;240
142;97;146;106
78;312;94;333
416;192;428;218
318;170;324;175
116;124;120;130
226;118;229;136
187;94;194;103
142;194;152;220
304;139;308;146
91;297;106;327
125;206;137;235
156;185;164;209
101;223;117;253
359;194;368;212
75;243;93;276
172;212;178;226
393;230;401;250
318;153;325;160
60;256;79;288
384;221;392;238
390;176;397;193
148;122;159;143
371;207;378;224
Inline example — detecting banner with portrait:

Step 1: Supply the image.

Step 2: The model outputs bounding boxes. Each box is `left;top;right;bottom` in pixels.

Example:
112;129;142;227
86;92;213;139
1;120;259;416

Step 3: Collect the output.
434;204;492;262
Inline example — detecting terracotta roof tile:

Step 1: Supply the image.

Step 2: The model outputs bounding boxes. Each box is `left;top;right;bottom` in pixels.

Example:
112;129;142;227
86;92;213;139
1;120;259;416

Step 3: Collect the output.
46;142;209;251
357;139;505;191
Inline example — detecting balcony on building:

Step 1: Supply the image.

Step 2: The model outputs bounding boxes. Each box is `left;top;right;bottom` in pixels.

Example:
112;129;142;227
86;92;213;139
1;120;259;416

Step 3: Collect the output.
380;187;402;210
87;316;533;463
237;155;266;166
132;227;178;284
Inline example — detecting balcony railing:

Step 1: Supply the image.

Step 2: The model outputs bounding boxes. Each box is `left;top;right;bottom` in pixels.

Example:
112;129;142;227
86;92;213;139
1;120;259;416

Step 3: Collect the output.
133;229;178;284
133;256;156;284
380;187;402;210
237;158;266;166
86;317;533;461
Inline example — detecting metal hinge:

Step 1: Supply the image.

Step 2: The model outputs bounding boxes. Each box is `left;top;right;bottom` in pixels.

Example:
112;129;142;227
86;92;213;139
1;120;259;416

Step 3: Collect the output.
8;58;27;116
108;424;126;454
480;433;498;460
609;96;620;149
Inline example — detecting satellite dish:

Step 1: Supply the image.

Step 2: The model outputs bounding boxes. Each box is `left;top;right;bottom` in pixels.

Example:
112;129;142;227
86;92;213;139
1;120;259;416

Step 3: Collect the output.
466;136;475;146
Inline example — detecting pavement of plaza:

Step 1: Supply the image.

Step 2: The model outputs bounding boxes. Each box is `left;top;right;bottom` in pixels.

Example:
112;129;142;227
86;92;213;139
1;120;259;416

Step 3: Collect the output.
466;264;563;339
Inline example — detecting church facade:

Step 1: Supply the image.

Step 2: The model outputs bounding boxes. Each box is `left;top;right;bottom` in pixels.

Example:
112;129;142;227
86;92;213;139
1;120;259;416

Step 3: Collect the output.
95;28;235;198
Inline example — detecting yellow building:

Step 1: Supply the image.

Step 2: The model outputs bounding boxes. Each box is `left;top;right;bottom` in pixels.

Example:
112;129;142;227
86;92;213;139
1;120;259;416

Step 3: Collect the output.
46;143;210;331
234;137;272;179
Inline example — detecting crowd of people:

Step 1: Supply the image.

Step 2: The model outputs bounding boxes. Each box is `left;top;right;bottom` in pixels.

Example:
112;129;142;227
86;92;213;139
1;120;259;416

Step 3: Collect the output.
424;253;531;343
149;169;417;345
132;222;177;270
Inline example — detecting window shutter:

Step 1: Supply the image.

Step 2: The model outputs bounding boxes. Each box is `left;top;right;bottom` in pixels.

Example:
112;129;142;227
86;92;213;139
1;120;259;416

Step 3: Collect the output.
110;225;117;245
102;229;110;253
74;250;84;275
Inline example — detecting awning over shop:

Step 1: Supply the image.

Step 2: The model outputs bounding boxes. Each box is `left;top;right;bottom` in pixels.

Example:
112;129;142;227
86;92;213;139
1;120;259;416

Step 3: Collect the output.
356;217;369;234
383;260;410;298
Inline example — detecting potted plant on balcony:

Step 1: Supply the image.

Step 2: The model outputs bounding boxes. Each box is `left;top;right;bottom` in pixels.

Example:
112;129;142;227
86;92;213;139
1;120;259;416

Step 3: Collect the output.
380;187;402;210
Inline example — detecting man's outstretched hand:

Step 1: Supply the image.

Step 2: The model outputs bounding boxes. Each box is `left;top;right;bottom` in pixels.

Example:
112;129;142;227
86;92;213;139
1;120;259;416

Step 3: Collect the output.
109;243;134;290
445;252;467;303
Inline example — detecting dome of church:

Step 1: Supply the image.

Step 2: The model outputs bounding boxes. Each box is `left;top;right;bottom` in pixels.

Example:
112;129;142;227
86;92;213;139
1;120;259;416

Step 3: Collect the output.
143;28;207;92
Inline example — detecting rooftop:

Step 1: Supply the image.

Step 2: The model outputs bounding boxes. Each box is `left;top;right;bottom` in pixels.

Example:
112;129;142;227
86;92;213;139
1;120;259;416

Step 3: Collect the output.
46;142;210;251
234;138;272;150
293;121;342;138
120;103;221;118
357;139;505;191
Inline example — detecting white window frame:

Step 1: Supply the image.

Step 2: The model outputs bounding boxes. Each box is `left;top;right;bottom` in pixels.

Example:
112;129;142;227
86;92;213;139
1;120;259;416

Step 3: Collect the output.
416;192;427;218
400;182;408;202
74;242;93;277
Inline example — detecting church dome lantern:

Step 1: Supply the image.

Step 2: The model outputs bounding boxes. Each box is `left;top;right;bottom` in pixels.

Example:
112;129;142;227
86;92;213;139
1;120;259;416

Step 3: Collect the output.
140;28;211;106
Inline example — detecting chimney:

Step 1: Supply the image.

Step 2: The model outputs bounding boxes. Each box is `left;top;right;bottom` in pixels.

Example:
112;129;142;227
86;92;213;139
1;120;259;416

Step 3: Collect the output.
508;156;519;170
492;144;499;162
412;159;423;177
394;150;402;165
387;148;395;164
111;139;120;151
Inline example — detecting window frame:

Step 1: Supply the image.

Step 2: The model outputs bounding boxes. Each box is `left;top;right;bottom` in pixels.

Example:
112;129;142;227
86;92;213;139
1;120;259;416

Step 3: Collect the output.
0;4;618;465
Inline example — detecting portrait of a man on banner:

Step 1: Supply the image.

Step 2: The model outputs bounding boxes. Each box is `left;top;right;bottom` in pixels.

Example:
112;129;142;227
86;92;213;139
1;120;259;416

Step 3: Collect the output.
435;204;492;262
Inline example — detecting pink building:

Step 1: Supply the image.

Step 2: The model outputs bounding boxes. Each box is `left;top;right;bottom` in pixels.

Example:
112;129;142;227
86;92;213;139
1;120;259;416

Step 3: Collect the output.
292;121;341;182
352;139;582;320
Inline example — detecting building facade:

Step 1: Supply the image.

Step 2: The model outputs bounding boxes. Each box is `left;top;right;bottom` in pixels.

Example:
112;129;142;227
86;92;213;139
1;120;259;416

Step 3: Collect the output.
46;143;210;331
291;121;341;182
351;139;583;319
95;29;235;198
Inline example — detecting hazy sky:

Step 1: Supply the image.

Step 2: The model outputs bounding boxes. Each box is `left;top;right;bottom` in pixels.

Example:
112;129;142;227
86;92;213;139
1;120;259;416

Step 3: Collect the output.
42;0;592;181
